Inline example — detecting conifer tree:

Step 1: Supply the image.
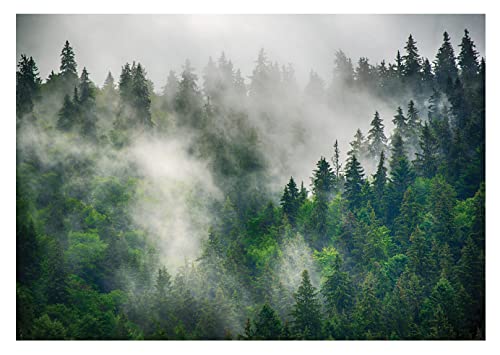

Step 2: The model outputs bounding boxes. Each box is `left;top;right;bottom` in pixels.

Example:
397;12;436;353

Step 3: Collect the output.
458;29;480;88
131;63;153;128
280;177;300;224
372;151;387;218
403;35;421;80
253;304;282;340
406;100;422;150
414;121;438;178
291;270;322;339
434;32;458;90
60;40;78;77
392;106;408;139
367;111;387;160
348;129;367;159
344;155;365;211
387;134;415;225
16;54;41;119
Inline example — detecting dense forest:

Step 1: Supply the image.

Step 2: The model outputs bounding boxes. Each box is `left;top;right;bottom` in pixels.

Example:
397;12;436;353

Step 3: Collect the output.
16;29;485;340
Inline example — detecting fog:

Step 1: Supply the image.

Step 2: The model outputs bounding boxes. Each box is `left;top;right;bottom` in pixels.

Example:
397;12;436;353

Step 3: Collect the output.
17;15;485;89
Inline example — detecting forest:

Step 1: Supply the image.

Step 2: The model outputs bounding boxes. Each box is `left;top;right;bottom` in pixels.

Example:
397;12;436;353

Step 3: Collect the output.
16;28;485;340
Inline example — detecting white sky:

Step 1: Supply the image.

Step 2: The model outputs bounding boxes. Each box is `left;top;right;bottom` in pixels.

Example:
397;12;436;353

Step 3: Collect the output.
17;15;485;92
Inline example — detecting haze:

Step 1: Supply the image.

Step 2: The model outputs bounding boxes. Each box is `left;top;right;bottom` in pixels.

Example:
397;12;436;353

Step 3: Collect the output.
17;14;485;90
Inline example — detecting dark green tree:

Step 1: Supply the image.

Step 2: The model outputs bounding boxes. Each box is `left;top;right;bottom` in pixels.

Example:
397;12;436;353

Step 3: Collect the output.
254;304;282;340
343;155;365;211
414;121;438;178
16;54;41;119
367;111;387;160
434;32;458;91
280;177;300;225
291;270;322;339
458;29;480;88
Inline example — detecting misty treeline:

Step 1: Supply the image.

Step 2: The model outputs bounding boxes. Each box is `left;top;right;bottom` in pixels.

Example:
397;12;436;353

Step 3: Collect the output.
17;29;484;340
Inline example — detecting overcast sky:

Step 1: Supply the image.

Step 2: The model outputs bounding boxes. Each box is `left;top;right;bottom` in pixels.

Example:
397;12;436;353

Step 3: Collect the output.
17;14;485;91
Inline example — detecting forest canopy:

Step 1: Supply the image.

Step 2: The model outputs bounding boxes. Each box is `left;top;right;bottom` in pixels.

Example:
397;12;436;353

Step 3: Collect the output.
16;27;485;340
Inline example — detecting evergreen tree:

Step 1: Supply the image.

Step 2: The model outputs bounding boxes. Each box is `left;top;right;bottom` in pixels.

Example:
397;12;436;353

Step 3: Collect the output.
367;111;387;160
291;270;322;339
131;63;153;128
372;151;387;219
57;94;76;131
280;177;300;224
387;134;415;225
254;304;282;340
344;155;365;211
162;70;179;110
414;121;438;178
332;140;343;192
311;157;335;197
434;32;458;91
458;29;480;88
16;54;41;119
406;100;422;150
175;59;203;127
403;35;421;81
60;40;78;77
348;129;366;159
392;106;408;138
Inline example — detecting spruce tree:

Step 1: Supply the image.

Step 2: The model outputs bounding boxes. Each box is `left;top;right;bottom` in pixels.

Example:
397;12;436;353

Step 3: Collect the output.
387;134;415;225
392;106;407;138
414;121;438;178
60;40;77;77
291;270;322;339
131;63;153;128
344;154;365;211
253;304;282;340
403;35;421;80
367;111;387;160
406;100;422;150
57;94;76;131
434;32;458;90
280;177;300;224
372;151;387;219
458;29;480;88
16;54;41;119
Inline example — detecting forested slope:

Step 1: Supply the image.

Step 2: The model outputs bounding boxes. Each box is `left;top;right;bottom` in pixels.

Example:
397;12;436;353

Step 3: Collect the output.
16;31;485;340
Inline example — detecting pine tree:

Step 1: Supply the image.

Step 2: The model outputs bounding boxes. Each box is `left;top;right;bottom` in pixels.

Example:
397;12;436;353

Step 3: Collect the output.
280;177;300;224
332;140;343;192
311;157;335;197
344;154;365;211
348;129;366;159
403;35;421;80
367;111;387;160
60;40;77;76
131;63;153;128
291;270;322;339
421;58;434;90
103;71;115;92
458;29;480;88
175;59;203;126
321;259;354;317
406;100;422;150
162;70;179;110
387;133;415;225
395;50;404;79
57;94;76;131
253;304;282;340
372;151;387;219
16;54;41;119
434;32;458;90
414;121;438;178
392;106;408;139
119;63;133;102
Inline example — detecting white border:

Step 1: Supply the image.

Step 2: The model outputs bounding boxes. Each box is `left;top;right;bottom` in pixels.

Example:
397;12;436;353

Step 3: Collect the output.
4;1;497;355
